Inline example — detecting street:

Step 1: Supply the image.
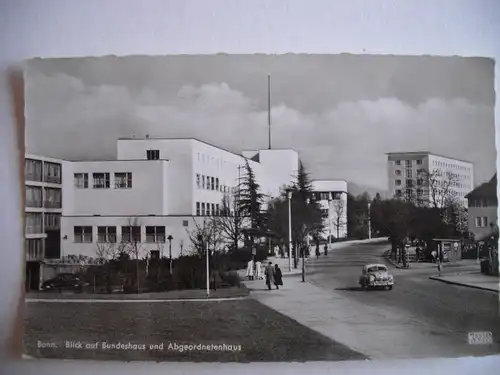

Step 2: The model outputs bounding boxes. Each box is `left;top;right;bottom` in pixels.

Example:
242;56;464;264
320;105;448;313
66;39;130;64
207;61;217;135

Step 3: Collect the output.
307;241;500;357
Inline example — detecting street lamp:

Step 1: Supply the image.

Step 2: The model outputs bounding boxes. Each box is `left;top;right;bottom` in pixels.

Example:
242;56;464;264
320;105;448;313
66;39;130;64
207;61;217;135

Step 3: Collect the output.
368;202;372;240
287;188;293;272
302;197;311;283
328;192;333;251
167;235;173;274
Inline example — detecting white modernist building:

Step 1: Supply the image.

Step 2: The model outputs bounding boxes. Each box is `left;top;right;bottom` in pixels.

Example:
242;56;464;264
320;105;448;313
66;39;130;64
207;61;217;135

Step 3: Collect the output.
387;152;474;207
24;154;65;290
311;180;348;240
60;138;306;259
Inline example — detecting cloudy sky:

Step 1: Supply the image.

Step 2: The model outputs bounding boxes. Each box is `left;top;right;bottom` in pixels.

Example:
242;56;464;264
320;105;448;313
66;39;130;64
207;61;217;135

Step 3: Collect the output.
25;54;496;192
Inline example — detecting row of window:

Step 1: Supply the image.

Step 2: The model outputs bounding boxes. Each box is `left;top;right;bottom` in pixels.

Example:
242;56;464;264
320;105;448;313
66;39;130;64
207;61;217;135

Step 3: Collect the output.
475;216;490;228
74;172;133;189
394;159;423;166
196;202;223;216
74;225;184;243
25;159;62;184
196;152;239;170
25;213;61;234
25;238;44;261
432;160;471;172
312;192;343;201
25;186;62;208
469;199;497;208
195;174;236;194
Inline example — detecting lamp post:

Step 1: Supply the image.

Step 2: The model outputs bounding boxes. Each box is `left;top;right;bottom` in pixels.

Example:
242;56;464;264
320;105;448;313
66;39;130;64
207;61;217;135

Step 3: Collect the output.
328;192;333;251
287;189;293;272
368;202;372;240
302;197;311;282
167;235;173;274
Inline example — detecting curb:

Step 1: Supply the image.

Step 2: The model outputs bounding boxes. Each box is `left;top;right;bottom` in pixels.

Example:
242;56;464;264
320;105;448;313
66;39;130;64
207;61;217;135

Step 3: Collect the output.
428;276;499;293
25;295;250;303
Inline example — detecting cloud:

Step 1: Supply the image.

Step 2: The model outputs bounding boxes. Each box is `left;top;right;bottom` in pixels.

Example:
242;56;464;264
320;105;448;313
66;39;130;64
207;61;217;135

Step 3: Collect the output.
25;72;495;190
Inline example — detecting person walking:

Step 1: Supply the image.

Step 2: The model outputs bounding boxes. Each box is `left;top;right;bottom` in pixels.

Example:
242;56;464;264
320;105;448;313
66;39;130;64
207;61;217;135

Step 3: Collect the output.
315;245;320;259
274;264;283;290
324;244;328;256
246;259;255;280
255;260;263;280
265;261;275;291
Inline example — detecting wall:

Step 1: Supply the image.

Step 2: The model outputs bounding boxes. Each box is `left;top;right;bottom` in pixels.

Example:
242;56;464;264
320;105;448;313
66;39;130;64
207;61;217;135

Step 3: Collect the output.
192;140;244;215
257;149;300;197
312;180;348;239
63;160;167;216
117;139;195;215
468;205;498;240
60;215;207;259
428;154;474;206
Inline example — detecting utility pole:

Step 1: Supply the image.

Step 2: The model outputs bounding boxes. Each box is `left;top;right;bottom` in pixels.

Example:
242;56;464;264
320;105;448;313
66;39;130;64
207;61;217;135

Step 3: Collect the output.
368;202;372;240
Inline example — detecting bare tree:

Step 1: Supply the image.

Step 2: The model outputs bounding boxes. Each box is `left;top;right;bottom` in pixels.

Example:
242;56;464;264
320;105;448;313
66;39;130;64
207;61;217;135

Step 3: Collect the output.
332;199;347;239
120;217;143;293
187;218;224;257
420;168;460;209
96;241;126;263
212;192;246;252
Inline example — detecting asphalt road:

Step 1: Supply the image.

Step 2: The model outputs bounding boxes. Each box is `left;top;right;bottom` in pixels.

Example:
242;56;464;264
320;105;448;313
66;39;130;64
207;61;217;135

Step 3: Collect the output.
307;241;500;358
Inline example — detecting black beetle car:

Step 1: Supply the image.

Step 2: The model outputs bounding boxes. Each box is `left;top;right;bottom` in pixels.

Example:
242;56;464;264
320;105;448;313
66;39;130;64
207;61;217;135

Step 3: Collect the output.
40;273;89;292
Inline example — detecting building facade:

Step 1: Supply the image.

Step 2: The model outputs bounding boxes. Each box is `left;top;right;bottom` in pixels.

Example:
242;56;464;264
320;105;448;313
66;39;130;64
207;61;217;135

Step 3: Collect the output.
466;174;497;241
24;154;65;290
311;180;348;239
387;152;474;207
60;138;303;259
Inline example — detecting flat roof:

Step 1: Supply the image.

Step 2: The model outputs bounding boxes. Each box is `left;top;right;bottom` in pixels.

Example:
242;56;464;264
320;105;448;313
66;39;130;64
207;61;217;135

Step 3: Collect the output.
118;137;256;162
70;159;169;163
386;151;473;164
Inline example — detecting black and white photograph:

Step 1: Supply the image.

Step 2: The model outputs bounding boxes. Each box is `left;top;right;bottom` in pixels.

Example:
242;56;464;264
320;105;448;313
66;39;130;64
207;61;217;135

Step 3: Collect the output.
22;54;499;362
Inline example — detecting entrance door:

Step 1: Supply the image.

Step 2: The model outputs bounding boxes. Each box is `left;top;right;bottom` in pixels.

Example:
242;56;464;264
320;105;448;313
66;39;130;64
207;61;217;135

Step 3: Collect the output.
25;262;40;291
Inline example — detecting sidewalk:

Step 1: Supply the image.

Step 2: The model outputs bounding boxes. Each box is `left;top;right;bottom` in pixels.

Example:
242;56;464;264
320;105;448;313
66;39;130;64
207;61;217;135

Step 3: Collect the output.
429;272;499;293
240;275;464;360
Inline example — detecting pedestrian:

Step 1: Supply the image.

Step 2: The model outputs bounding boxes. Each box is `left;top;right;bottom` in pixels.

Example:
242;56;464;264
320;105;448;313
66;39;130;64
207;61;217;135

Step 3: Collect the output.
246;259;254;280
315;245;320;259
265;261;275;290
431;250;437;263
255;260;263;280
415;247;421;263
274;264;283;290
324;244;328;256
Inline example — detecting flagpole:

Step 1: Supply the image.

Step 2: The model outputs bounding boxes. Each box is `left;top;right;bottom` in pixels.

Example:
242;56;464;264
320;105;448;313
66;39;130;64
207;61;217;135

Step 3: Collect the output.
268;74;271;150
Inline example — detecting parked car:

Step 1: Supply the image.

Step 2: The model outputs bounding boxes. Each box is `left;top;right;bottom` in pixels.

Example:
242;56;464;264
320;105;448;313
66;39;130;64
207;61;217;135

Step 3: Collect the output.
359;264;394;290
40;273;89;292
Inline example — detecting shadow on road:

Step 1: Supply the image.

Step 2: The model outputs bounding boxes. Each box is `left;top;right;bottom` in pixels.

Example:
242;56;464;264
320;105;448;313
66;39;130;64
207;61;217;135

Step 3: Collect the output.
335;287;391;292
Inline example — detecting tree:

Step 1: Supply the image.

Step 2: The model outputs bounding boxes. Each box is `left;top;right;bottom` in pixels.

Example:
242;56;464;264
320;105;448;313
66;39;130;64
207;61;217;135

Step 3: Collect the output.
266;162;323;265
121;217;143;293
331;199;347;239
187;218;224;257
96;242;122;263
372;198;413;258
212;192;245;252
347;193;371;239
420;169;459;209
239;160;267;252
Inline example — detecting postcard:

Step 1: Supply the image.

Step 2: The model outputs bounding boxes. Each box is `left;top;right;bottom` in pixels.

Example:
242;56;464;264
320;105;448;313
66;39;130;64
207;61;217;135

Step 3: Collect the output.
21;54;499;362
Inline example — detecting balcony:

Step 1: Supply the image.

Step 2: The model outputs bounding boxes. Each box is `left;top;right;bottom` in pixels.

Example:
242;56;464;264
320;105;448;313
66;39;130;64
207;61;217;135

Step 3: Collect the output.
44;201;62;209
44;175;62;184
26;200;43;208
25;239;44;261
25;173;42;182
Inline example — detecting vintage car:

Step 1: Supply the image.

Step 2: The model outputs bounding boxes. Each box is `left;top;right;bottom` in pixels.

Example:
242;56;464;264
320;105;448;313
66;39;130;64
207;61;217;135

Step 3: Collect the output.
359;264;394;290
